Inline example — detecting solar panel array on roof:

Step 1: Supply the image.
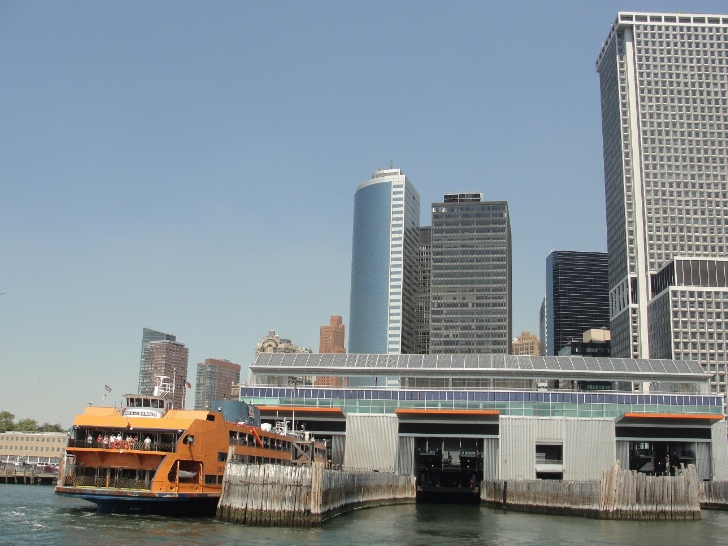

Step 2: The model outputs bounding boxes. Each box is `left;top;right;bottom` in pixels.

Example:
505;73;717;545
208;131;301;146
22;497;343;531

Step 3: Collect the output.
249;353;708;379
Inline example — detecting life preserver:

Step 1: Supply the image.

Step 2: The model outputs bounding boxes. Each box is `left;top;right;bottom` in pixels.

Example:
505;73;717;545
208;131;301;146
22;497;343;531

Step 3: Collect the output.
113;440;121;449
124;440;131;450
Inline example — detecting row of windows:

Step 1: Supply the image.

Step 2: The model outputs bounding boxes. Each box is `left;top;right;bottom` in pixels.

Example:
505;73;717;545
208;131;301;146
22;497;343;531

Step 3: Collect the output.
0;445;62;451
0;436;64;442
244;388;721;407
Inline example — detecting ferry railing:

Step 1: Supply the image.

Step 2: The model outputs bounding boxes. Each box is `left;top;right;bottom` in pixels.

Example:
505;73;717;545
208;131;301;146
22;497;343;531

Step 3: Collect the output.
67;439;177;453
62;475;152;490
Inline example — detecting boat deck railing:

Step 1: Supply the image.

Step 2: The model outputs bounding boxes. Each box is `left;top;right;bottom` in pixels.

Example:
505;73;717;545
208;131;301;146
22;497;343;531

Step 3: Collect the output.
67;439;176;453
62;475;152;490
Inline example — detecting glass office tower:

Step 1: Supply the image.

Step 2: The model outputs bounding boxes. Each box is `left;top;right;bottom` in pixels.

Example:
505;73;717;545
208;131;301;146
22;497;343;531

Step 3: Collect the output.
349;167;420;355
597;12;728;396
429;193;511;354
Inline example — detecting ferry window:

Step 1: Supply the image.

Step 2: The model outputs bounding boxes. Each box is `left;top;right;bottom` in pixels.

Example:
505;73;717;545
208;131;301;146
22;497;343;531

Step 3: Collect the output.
205;475;219;485
168;460;201;483
218;452;227;462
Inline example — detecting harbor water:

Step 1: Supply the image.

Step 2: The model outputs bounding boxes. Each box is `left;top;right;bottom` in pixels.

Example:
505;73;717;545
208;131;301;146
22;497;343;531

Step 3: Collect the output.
3;484;728;545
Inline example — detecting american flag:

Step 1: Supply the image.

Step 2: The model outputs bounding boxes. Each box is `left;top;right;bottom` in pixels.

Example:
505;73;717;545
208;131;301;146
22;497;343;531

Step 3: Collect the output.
105;384;112;393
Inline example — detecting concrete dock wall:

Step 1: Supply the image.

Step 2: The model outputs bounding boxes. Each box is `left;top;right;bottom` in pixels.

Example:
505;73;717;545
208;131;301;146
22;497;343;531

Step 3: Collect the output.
216;462;415;527
482;464;701;520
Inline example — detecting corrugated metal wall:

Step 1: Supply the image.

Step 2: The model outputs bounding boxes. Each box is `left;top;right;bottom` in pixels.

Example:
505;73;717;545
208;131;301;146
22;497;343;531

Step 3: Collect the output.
343;414;399;472
711;420;728;480
483;437;499;480
696;442;712;480
616;440;629;469
331;434;346;468
397;436;415;476
499;417;616;481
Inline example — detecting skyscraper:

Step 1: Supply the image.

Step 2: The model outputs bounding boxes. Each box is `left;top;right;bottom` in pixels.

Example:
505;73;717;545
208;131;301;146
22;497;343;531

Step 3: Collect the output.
414;226;432;355
140;339;189;410
137;327;176;396
315;315;346;387
349;167;420;354
319;315;346;354
545;251;610;356
596;12;728;394
539;296;547;356
429;193;512;354
194;358;241;411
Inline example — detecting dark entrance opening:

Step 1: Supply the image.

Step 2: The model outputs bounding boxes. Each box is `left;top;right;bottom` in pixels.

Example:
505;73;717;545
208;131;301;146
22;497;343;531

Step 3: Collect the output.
414;437;483;504
627;441;696;476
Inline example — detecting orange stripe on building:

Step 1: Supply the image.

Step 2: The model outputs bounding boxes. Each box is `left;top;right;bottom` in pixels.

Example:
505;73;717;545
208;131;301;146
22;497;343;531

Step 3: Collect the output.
622;412;722;421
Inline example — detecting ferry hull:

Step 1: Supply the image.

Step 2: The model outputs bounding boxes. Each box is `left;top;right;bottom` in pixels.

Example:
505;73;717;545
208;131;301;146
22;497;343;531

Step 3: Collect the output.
56;486;219;516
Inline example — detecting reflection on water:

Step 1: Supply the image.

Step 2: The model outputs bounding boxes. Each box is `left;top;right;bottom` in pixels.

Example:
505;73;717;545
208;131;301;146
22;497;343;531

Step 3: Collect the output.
2;484;728;546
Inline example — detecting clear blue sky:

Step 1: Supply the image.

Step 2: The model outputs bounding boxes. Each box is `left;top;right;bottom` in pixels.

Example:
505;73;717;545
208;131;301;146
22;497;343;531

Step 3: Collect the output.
1;1;725;426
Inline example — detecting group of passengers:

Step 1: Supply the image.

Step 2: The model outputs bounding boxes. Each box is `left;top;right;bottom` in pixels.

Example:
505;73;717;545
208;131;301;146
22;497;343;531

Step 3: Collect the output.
85;433;152;450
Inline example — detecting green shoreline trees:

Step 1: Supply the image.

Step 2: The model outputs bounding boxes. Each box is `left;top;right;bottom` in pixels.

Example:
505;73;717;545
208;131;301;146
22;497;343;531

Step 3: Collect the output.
0;411;64;433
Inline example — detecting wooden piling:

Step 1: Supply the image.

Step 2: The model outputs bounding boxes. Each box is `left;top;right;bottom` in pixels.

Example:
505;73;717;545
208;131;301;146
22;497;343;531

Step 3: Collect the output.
216;461;415;527
482;464;701;520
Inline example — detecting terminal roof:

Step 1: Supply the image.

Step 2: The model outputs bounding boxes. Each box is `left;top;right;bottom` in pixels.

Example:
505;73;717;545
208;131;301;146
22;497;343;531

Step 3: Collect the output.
251;353;708;382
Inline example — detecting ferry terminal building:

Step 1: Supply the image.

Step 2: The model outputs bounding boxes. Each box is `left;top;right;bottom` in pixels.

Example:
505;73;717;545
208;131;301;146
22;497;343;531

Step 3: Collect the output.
242;354;728;482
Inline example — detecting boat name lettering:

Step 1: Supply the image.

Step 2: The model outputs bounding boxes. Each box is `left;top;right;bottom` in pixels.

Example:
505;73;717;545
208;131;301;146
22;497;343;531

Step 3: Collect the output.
123;409;161;418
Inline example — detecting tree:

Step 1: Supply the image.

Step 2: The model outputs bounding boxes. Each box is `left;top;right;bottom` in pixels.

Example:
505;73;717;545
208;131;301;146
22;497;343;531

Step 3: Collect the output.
14;418;39;432
0;411;14;433
38;422;65;432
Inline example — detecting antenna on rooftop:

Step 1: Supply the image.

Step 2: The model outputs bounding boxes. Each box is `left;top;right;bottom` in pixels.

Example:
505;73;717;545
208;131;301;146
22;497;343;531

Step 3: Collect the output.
389;160;393;169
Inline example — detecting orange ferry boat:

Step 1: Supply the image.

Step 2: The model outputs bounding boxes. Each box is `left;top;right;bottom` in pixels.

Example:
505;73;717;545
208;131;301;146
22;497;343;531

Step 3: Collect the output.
55;392;326;515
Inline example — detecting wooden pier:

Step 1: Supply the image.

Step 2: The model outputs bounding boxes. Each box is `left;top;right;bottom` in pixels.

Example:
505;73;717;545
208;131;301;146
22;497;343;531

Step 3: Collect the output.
699;481;728;509
216;462;416;527
0;466;58;485
482;463;702;520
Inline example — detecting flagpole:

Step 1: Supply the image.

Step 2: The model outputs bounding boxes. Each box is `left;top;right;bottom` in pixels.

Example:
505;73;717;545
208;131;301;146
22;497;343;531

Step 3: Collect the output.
292;378;296;437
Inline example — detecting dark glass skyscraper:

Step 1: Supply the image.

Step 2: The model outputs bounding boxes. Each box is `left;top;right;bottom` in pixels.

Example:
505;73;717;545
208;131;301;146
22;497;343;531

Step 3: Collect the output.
429;194;511;354
545;251;609;356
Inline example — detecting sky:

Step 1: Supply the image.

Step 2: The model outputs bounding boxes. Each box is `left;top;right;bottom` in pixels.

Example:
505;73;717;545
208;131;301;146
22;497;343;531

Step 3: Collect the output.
2;1;726;426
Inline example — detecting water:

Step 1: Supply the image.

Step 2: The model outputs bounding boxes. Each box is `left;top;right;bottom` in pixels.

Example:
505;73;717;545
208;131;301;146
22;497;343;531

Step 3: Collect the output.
3;484;728;545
